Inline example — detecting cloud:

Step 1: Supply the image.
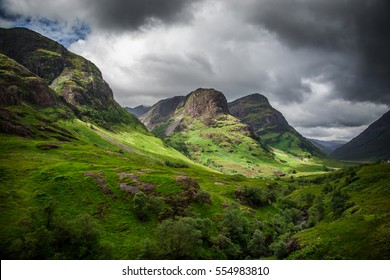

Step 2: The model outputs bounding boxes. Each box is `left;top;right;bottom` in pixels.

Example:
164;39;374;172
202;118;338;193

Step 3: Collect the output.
0;0;202;31
274;78;389;130
239;0;390;104
87;0;202;31
1;0;389;140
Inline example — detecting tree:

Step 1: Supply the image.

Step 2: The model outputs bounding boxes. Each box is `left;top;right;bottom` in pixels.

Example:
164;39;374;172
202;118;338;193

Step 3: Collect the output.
133;191;148;221
330;189;349;218
222;204;250;245
155;217;203;259
248;230;267;258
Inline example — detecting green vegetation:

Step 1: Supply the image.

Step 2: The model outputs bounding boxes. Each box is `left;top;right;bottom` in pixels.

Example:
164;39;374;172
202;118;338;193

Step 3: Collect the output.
1;27;389;260
1;106;388;259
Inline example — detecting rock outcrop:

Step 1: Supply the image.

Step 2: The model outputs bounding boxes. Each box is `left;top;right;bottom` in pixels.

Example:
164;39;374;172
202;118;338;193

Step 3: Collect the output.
183;88;229;118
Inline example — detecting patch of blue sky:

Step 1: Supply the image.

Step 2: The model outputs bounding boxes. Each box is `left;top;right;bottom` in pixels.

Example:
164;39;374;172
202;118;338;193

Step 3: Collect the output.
7;16;90;47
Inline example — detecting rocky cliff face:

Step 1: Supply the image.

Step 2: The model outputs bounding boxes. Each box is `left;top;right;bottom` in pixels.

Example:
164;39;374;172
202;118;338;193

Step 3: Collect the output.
183;88;229;118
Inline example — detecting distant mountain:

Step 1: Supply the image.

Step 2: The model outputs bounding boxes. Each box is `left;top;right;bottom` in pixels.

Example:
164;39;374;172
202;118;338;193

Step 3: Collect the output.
140;96;186;135
331;110;390;161
308;139;347;155
229;94;323;157
125;105;151;117
0;27;141;129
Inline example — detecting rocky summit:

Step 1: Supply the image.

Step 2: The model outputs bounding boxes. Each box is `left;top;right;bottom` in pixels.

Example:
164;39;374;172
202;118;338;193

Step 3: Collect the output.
183;88;229;118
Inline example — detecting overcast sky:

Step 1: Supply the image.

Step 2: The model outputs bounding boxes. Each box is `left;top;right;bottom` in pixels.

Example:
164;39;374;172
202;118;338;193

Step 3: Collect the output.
1;0;389;140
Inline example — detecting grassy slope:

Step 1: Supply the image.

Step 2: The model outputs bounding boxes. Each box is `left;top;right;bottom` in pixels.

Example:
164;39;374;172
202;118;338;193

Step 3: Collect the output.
0;112;198;258
0;105;389;259
166;115;338;177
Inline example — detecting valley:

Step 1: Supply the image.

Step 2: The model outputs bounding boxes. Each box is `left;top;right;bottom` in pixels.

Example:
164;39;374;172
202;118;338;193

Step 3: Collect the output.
0;27;389;260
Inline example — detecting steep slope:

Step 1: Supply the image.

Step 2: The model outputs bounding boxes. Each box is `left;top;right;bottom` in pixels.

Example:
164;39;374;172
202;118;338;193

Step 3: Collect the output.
0;53;58;108
0;27;139;129
331;110;390;161
309;138;346;155
125;105;151;117
229;94;323;158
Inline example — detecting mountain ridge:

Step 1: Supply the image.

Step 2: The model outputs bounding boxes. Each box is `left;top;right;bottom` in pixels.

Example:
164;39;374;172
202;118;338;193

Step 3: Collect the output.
331;110;390;161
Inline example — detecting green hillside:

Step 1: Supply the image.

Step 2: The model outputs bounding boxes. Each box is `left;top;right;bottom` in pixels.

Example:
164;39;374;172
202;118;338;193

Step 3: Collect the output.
0;27;389;260
229;94;324;158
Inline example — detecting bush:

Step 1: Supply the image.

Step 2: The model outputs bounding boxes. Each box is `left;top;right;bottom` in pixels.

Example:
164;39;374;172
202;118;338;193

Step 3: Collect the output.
133;192;165;221
270;238;288;259
330;189;350;218
164;161;189;168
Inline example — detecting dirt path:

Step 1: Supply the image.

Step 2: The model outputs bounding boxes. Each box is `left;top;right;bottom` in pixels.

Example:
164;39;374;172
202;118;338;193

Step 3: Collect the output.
95;130;138;154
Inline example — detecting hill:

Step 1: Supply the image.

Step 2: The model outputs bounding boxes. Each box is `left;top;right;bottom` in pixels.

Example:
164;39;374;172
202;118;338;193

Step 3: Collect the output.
331;110;390;161
229;94;323;158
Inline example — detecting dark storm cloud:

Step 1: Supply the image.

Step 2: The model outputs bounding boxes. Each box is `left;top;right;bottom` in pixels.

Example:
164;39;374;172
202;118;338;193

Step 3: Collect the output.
89;0;201;30
244;0;390;104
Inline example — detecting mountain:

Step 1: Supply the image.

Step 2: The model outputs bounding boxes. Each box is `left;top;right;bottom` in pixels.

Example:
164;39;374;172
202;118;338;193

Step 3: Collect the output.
125;105;151;117
0;27;140;129
308;138;347;155
331;110;390;161
229;93;323;158
1;27;388;261
140;95;186;135
140;88;335;176
141;88;281;176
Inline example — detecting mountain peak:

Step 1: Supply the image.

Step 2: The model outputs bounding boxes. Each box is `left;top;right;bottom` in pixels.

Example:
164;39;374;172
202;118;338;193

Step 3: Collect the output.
184;88;229;118
243;93;270;104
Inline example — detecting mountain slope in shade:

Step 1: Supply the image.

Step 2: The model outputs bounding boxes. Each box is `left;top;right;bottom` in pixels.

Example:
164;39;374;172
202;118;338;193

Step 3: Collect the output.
308;138;347;155
331;110;390;161
0;27;140;129
229;94;324;158
140;96;186;135
125;105;151;117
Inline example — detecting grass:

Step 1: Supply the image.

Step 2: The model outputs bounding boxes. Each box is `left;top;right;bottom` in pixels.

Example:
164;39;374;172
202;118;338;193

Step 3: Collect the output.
1;112;389;259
